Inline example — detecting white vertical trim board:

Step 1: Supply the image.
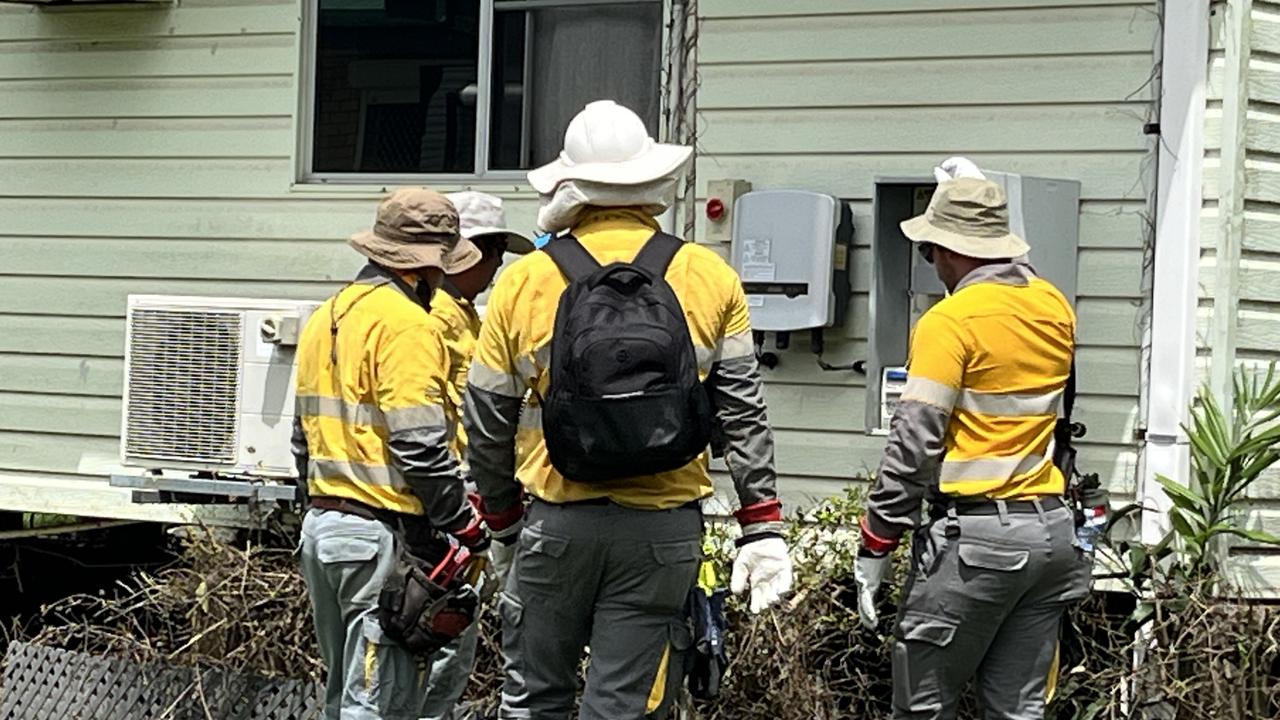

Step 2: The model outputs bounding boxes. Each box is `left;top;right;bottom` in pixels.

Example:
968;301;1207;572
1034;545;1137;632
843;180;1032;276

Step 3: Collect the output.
1139;1;1211;544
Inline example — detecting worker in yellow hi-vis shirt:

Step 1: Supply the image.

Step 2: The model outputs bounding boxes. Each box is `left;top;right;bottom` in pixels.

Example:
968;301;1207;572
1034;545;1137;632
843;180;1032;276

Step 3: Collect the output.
463;100;792;720
854;160;1090;720
421;191;532;720
292;188;491;720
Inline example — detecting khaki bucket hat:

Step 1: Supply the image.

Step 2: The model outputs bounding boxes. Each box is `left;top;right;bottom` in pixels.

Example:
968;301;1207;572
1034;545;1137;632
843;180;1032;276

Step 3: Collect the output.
348;188;483;273
900;177;1030;260
446;191;535;255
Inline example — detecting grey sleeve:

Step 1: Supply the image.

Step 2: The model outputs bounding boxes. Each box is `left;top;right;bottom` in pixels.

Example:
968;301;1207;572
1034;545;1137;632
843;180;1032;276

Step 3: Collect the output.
705;355;779;509
388;428;472;534
864;400;951;541
462;385;524;514
290;415;309;481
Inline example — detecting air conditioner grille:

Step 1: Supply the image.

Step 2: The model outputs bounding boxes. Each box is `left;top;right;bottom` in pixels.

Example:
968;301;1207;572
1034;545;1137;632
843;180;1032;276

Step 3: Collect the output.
125;308;243;465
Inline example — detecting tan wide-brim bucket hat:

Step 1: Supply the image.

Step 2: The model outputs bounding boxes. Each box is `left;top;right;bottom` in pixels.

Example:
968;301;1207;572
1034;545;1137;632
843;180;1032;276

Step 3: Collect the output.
900;177;1031;260
349;187;483;273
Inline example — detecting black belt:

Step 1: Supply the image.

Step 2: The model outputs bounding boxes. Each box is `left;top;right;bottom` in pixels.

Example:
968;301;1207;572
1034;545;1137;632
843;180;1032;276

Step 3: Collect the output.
311;496;447;553
531;496;702;511
935;496;1066;517
311;495;407;525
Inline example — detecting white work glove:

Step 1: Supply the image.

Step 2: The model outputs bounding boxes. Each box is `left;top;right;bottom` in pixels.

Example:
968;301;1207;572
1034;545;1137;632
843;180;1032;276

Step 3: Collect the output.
933;155;986;184
854;551;893;630
730;537;794;614
487;523;521;588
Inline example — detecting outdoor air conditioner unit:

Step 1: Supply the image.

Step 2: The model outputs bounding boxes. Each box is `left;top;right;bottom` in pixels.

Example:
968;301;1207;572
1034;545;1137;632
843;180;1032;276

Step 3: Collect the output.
120;295;321;479
0;1;173;5
0;1;172;5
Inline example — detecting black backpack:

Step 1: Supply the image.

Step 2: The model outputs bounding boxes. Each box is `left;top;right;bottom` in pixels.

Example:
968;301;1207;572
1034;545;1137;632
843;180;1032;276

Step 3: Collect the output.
541;232;714;483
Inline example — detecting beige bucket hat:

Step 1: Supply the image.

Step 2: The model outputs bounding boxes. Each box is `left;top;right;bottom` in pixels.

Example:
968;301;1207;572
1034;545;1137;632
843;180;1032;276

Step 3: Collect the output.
446;191;535;255
349;188;482;272
900;177;1030;260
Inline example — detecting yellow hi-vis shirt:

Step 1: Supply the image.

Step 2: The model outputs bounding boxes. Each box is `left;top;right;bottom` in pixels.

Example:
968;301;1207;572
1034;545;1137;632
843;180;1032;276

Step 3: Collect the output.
864;262;1076;546
467;208;755;509
430;287;481;459
295;274;455;516
907;265;1075;499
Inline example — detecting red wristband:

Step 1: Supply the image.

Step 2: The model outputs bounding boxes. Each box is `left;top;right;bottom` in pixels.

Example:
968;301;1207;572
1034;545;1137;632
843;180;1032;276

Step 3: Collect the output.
477;492;526;533
860;515;899;555
735;499;783;526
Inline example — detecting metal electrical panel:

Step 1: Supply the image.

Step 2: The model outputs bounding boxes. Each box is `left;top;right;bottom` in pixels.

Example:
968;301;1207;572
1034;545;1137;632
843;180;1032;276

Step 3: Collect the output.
865;172;1081;433
730;190;852;332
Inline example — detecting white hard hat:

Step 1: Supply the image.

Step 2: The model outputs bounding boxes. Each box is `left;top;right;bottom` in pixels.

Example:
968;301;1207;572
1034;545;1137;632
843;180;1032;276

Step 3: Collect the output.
527;100;692;195
445;191;535;254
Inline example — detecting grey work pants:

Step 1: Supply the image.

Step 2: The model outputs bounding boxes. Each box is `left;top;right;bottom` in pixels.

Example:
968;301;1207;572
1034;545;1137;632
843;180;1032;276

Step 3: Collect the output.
498;500;701;720
892;503;1091;720
300;508;431;720
420;621;479;719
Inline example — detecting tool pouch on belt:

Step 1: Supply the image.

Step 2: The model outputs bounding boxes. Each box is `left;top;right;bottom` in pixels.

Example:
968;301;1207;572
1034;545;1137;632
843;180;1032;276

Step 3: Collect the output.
684;586;729;700
376;540;481;657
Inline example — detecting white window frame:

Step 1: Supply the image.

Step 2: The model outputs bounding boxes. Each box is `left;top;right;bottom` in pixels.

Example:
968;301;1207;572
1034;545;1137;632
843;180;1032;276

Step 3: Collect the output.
296;0;667;185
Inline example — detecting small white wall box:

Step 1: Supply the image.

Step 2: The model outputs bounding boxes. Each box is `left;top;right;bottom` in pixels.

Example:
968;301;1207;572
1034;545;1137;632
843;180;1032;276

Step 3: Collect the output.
704;179;753;244
865;173;1081;432
120;295;320;478
877;366;909;435
730;190;853;332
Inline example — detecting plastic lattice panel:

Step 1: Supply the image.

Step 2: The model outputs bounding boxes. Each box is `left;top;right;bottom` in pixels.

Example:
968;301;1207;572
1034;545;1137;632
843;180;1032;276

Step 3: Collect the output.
0;643;323;720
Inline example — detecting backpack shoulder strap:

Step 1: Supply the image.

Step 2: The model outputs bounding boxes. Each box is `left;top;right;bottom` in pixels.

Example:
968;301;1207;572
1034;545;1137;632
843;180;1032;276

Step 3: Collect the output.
543;234;600;281
631;232;685;278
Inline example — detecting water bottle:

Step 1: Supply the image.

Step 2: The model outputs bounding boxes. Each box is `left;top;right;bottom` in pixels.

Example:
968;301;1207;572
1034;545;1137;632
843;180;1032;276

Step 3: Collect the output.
1074;478;1109;553
1075;505;1107;553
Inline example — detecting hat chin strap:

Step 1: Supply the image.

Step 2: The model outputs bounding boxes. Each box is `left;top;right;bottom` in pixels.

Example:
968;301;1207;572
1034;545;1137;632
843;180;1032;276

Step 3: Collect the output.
536;177;679;234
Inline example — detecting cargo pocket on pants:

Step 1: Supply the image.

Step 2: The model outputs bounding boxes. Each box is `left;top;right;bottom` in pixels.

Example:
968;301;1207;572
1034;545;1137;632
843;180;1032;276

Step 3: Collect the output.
893;612;958;715
515;527;571;601
645;618;694;718
650;539;704;610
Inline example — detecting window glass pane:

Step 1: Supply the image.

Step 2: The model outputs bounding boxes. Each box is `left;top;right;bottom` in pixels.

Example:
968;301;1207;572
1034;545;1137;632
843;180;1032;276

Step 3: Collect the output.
490;3;662;171
313;0;480;174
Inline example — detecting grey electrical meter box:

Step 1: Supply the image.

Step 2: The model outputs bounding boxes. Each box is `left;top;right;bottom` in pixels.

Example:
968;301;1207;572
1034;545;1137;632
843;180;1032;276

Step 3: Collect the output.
730;190;850;332
865;172;1081;433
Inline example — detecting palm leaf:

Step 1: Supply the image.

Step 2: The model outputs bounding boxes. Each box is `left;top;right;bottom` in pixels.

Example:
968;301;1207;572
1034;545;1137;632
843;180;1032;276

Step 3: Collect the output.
1155;475;1208;516
1222;527;1280;546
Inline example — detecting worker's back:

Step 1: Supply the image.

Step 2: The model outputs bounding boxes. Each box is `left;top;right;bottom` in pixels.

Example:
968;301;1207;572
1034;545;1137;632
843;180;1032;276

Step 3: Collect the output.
296;273;451;515
471;207;753;509
911;263;1076;499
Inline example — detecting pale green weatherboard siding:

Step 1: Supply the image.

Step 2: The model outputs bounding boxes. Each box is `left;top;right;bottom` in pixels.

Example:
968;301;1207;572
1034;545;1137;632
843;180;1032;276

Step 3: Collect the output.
0;1;1156;515
1202;0;1280;591
694;0;1158;509
0;0;541;490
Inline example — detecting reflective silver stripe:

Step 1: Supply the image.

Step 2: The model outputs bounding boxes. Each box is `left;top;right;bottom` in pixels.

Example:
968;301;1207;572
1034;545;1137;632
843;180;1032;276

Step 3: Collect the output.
513;345;550;383
939;450;1051;484
698;332;755;371
901;377;959;411
296;395;445;432
309;458;406;488
696;345;715;372
296;395;382;426
468;361;523;398
956;388;1062;417
384;404;446;433
718;331;755;363
517;404;542;431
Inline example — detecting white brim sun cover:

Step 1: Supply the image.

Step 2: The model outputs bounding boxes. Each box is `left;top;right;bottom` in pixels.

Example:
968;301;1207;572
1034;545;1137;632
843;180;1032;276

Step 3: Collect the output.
527;141;693;195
